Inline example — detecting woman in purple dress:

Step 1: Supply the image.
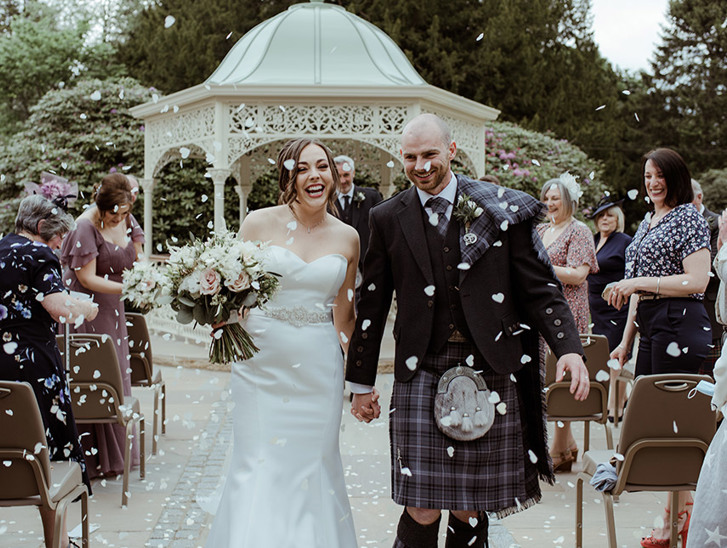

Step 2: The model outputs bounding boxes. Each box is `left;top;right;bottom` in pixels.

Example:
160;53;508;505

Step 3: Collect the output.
587;198;632;422
60;173;144;479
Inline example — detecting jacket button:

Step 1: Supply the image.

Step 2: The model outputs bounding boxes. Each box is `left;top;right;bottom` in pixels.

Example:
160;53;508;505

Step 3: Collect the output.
554;319;562;326
446;265;453;271
448;323;455;330
443;246;450;253
428;300;434;307
557;332;564;339
362;333;368;339
546;307;553;315
356;360;362;366
357;346;364;352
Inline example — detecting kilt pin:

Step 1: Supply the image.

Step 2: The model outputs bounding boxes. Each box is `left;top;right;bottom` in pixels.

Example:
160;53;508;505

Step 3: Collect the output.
346;175;584;546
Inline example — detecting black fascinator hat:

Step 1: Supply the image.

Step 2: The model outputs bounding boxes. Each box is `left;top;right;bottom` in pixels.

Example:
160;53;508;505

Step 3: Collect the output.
589;195;624;219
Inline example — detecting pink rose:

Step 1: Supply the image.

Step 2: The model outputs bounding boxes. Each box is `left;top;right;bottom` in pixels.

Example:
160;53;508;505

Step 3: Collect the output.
225;271;251;293
199;268;221;295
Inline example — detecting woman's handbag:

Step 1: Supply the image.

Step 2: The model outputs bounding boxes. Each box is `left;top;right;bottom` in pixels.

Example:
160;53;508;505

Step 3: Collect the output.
434;365;495;441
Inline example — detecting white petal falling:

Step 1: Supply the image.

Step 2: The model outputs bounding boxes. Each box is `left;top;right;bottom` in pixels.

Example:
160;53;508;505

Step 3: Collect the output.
447;446;455;458
465;354;475;366
595;104;606;111
595;370;610;382
528;449;538;463
283;159;296;171
520;354;531;364
476;32;484;41
423;161;431;171
607;358;621;370
361;319;371;331
424;285;436;296
405;356;418;371
627;189;639;200
666;342;681;357
164;15;176;28
429;212;440;226
491;293;504;303
90;90;102;101
386;160;395;168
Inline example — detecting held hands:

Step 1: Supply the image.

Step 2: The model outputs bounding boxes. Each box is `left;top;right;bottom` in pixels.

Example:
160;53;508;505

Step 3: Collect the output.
555;353;590;401
351;388;381;423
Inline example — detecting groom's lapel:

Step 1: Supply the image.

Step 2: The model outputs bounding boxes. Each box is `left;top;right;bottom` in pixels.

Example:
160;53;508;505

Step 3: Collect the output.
397;187;435;284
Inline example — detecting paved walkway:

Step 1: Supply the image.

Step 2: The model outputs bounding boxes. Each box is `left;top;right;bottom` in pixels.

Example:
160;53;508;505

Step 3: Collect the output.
0;332;667;548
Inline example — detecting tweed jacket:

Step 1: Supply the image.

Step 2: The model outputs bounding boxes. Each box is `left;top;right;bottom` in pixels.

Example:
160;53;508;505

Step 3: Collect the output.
345;174;583;386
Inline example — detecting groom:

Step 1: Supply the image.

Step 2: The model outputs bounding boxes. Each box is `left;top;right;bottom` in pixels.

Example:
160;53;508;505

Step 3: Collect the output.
346;113;590;548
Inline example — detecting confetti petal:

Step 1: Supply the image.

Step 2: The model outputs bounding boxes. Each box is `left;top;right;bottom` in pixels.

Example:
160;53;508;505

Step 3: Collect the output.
491;293;504;303
283;159;296;170
164;15;176;28
424;285;436;296
405;356;418;371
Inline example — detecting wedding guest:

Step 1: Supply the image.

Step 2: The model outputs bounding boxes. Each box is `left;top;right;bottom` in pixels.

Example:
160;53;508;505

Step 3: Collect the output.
608;148;711;547
688;263;727;547
0;195;98;548
537;175;598;471
60;173;144;479
332;155;382;281
587;197;632;422
692;179;721;376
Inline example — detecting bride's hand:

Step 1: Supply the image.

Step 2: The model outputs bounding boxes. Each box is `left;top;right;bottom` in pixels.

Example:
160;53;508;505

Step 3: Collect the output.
351;389;381;423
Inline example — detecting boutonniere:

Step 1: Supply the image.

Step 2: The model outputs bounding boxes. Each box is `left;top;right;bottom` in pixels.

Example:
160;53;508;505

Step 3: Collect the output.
453;193;484;246
352;191;366;208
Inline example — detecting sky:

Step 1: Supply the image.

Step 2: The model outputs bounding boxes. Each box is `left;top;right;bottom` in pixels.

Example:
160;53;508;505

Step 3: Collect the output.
590;0;670;71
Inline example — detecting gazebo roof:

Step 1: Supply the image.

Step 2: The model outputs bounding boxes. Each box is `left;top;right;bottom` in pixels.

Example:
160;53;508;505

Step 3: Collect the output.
206;1;426;87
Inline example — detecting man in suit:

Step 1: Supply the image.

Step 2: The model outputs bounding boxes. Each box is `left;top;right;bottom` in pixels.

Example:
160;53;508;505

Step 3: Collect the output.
333;155;383;280
346;114;589;548
692;178;721;375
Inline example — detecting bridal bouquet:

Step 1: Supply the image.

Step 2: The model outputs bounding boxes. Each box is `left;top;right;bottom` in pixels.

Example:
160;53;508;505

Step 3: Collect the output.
122;261;169;314
164;232;279;364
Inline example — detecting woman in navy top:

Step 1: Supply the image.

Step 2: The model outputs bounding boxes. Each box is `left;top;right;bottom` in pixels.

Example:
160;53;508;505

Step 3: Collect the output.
587;198;632;421
607;148;711;547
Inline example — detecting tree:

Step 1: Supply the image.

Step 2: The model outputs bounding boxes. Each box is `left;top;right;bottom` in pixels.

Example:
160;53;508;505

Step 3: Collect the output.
641;0;727;171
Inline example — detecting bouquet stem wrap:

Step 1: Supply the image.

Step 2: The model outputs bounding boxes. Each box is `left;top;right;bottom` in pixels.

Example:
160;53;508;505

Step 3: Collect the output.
211;322;260;364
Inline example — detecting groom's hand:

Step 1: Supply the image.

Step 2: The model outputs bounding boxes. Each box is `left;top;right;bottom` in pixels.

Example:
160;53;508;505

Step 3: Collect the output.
351;389;381;423
555;353;590;401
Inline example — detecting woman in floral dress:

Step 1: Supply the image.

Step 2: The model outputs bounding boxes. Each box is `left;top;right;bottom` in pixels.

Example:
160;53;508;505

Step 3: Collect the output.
0;195;98;548
537;175;598;472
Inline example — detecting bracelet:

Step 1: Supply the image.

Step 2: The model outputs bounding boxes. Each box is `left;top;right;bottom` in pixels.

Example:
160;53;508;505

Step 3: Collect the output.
656;276;661;295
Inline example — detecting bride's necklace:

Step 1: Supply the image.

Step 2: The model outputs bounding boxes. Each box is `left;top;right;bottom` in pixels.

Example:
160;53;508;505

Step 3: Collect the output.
289;206;325;234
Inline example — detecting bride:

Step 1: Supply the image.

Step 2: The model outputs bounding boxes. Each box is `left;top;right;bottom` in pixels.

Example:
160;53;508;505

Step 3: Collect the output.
206;138;365;547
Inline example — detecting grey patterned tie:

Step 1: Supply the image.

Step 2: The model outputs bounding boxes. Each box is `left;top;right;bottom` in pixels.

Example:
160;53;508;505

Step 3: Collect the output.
425;196;449;238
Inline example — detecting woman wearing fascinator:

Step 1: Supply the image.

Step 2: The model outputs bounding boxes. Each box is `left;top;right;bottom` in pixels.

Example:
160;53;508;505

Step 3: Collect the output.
586;196;632;422
536;173;599;471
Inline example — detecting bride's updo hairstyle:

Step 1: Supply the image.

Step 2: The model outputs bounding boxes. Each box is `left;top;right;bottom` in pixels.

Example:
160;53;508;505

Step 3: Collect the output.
277;138;340;213
93;173;133;214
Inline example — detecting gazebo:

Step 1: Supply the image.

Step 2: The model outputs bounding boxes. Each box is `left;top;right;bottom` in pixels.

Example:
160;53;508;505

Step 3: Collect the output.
130;0;499;257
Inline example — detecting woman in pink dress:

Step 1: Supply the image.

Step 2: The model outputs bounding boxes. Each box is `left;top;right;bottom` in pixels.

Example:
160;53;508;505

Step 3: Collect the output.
537;175;598;472
60;173;144;479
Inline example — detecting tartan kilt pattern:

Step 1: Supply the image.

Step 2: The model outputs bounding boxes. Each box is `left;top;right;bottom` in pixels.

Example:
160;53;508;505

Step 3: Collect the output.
389;341;541;516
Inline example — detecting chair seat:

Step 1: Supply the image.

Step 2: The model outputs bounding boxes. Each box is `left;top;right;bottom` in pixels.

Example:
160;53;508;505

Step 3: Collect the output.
48;461;83;502
582;449;615;477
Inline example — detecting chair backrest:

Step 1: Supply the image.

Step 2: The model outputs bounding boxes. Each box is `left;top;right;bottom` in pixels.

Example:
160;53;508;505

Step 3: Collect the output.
617;374;715;490
125;313;153;384
60;333;126;421
545;334;610;417
0;381;51;499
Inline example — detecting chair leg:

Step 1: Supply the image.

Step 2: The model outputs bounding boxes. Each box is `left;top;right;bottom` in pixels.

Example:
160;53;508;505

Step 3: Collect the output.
602;492;617;548
583;421;590;453
152;384;160;455
604;423;614;450
576;476;583;548
81;489;89;547
161;381;167;434
669;491;679;548
139;415;146;479
123;421;132;507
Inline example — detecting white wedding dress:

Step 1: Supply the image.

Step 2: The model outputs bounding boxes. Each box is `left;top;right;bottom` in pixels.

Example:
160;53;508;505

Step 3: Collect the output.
206;245;357;548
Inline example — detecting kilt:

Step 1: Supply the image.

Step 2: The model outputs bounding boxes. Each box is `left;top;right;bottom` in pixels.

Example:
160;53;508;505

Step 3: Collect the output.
389;341;541;516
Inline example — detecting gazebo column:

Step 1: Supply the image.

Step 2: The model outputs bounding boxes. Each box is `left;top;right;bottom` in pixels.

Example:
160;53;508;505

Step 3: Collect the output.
237;155;252;226
140;177;156;258
208;168;231;233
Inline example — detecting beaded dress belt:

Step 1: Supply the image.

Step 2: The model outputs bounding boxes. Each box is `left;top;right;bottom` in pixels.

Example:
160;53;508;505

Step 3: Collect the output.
261;305;331;327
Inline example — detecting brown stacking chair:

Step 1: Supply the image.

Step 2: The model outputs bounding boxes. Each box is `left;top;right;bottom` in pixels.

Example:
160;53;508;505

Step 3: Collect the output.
576;374;716;548
62;333;145;507
545;333;614;453
125;313;166;455
0;381;89;547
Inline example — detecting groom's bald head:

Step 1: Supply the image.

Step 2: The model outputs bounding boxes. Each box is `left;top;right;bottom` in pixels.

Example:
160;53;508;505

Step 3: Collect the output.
402;114;452;148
